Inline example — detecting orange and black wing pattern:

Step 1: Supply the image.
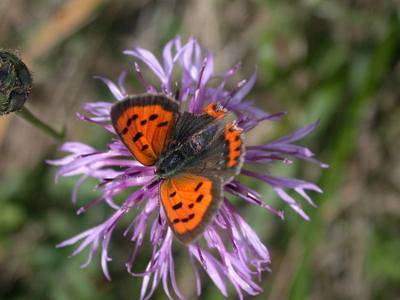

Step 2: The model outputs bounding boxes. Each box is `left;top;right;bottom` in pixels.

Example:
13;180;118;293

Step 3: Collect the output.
111;94;179;166
200;102;245;180
160;174;223;244
223;121;244;170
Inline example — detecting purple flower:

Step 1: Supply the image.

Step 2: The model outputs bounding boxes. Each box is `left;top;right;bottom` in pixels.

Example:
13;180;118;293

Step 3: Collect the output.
48;36;327;300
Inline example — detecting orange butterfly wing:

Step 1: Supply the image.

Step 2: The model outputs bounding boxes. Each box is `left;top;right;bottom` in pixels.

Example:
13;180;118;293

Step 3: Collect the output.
111;94;179;166
224;121;244;168
160;174;223;244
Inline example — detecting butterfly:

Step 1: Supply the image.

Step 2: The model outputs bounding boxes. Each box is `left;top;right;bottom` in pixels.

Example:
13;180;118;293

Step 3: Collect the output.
111;94;244;244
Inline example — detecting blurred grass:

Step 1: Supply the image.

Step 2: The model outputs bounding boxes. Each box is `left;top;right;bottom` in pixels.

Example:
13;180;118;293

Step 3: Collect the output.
288;11;400;300
1;0;400;299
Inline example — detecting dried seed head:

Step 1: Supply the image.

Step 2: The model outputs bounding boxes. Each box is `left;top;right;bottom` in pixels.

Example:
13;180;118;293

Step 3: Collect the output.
0;50;32;115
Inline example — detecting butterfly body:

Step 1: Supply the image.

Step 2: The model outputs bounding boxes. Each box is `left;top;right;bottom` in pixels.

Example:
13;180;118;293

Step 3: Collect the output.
111;94;244;244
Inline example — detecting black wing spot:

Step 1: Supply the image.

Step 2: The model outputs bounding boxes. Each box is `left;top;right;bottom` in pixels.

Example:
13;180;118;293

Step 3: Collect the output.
235;136;240;141
229;127;235;132
133;132;143;142
157;121;169;127
121;128;129;135
181;217;189;223
169;191;176;197
127;114;138;126
235;146;241;151
172;202;182;210
141;144;149;151
173;218;180;224
149;114;158;120
140;119;147;125
188;203;194;209
194;182;203;191
188;213;195;220
196;195;204;203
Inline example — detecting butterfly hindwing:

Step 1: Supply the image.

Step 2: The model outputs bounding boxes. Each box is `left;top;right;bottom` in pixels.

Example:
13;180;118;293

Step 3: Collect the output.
203;102;244;180
223;121;244;171
160;173;223;244
177;103;245;183
111;94;179;166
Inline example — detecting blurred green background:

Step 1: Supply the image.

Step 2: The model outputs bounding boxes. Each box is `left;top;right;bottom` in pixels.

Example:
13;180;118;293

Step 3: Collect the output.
1;0;399;299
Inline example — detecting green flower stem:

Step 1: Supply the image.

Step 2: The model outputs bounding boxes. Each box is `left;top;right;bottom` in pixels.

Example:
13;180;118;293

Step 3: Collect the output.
16;107;65;141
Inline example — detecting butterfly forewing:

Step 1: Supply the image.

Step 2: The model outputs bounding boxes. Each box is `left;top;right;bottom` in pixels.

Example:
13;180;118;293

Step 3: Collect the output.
167;111;215;149
160;174;223;244
111;94;179;166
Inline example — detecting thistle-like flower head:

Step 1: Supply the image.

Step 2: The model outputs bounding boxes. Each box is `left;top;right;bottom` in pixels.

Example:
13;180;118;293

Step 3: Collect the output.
49;36;327;299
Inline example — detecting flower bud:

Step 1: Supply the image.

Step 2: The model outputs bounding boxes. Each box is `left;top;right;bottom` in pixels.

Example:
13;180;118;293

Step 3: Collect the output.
0;50;32;115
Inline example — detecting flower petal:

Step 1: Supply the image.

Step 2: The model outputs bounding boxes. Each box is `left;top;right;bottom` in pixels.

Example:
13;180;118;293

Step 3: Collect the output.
124;48;167;84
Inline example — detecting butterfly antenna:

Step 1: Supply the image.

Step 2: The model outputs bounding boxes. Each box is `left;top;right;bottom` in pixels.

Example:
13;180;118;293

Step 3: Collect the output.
192;57;208;111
